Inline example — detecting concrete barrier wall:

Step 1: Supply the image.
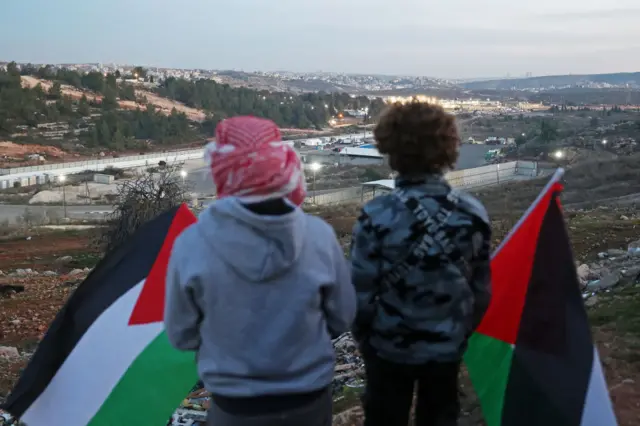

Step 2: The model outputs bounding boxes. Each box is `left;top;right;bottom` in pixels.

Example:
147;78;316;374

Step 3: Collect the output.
515;160;538;177
306;161;538;206
0;149;205;188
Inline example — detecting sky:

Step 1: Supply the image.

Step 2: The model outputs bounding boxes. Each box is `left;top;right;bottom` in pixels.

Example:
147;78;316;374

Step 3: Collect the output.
1;0;639;79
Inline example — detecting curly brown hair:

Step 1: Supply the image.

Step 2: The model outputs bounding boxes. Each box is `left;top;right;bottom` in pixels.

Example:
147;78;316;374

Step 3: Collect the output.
373;101;460;176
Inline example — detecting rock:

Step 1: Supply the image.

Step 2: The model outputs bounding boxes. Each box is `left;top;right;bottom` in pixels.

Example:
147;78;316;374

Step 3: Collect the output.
68;269;84;276
621;266;640;278
42;271;58;277
0;270;4;276
587;271;621;290
620;215;630;220
0;346;20;359
83;267;91;272
628;240;640;257
10;319;20;325
585;296;599;307
598;252;608;259
15;269;27;276
577;264;591;282
606;248;627;258
54;255;73;264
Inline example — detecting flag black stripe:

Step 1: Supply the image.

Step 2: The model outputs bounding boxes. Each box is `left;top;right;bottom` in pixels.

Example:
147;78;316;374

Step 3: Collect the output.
2;206;180;417
502;197;594;426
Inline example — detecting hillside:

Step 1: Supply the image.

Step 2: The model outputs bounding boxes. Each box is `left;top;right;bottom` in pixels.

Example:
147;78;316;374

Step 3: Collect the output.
0;62;388;162
462;72;640;91
20;76;206;122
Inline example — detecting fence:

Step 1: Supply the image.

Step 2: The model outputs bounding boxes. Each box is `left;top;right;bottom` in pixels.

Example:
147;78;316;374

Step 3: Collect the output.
304;161;537;206
0;148;205;188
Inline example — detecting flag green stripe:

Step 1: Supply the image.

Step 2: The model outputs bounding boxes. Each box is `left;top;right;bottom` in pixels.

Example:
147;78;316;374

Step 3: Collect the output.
464;333;514;426
87;331;199;426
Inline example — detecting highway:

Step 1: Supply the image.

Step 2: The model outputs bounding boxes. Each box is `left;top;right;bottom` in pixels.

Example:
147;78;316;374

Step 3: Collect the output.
0;145;496;223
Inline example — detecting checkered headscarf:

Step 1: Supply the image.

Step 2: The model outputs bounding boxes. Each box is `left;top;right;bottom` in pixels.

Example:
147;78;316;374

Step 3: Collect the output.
204;116;306;205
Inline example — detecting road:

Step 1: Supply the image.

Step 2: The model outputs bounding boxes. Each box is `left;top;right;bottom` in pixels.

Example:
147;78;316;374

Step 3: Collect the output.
0;145;495;223
0;188;350;223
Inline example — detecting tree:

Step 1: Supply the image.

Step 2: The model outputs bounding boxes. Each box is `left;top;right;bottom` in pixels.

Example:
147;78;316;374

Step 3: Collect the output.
81;71;105;93
539;120;558;143
118;83;136;101
112;127;126;150
97;165;190;252
6;61;19;76
515;134;528;146
132;66;147;79
101;88;118;110
78;95;91;116
48;81;62;99
98;120;111;146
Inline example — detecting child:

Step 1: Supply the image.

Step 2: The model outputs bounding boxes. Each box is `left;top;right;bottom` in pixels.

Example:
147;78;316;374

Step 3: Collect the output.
165;116;356;426
350;102;492;426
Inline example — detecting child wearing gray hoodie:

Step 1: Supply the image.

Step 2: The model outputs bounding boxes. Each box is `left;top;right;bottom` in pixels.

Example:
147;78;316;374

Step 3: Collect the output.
164;116;356;426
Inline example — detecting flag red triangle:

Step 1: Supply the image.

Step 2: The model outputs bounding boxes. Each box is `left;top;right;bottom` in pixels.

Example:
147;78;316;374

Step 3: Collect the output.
128;204;197;326
476;181;564;344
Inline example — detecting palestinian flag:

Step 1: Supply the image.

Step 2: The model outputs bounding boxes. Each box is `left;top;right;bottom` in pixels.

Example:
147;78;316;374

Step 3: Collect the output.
1;204;199;426
464;169;618;426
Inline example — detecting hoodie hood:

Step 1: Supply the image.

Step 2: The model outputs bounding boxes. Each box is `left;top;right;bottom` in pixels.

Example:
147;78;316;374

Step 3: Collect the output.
197;197;306;282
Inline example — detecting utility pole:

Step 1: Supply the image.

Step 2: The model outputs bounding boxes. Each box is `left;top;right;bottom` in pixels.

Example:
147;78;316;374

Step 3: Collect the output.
310;162;321;204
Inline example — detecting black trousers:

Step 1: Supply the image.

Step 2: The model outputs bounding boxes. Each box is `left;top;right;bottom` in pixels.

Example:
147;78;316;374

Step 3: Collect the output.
362;352;461;426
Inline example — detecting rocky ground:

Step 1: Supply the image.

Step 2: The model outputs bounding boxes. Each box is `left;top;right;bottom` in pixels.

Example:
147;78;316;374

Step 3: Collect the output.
1;171;640;424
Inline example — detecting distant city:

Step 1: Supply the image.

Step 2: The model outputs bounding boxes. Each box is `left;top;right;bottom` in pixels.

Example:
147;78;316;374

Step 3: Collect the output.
3;61;639;95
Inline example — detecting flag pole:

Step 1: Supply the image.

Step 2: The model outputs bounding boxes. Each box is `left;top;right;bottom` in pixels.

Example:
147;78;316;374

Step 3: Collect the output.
492;168;565;258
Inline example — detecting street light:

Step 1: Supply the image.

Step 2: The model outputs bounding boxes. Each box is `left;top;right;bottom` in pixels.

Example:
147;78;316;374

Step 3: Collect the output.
553;150;564;160
180;170;187;184
310;162;322;204
59;175;67;218
602;139;608;145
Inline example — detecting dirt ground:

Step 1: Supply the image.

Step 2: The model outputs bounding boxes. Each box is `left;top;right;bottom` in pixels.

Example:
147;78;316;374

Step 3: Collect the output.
20;76;205;122
1;189;639;424
0;141;66;160
135;90;206;122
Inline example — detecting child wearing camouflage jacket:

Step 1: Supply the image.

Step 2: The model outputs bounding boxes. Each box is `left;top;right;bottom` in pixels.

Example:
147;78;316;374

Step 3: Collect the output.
350;101;492;426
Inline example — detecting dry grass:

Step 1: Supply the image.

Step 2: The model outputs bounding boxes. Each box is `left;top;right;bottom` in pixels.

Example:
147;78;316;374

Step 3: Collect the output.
474;154;640;221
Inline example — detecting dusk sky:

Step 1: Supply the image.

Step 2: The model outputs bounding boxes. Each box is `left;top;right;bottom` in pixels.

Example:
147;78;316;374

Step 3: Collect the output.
1;0;639;79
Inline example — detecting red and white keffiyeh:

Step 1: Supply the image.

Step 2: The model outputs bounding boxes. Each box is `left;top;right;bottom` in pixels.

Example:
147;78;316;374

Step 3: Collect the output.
205;116;306;205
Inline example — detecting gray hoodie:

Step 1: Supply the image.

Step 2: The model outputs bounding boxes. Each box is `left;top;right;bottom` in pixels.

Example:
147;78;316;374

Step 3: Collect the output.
164;197;356;397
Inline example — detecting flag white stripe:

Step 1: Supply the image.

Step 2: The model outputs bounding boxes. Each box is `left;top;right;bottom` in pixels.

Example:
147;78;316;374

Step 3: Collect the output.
580;347;618;426
22;281;164;426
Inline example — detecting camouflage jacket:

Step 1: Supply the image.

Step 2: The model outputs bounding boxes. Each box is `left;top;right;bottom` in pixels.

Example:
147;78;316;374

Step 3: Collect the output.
350;174;492;364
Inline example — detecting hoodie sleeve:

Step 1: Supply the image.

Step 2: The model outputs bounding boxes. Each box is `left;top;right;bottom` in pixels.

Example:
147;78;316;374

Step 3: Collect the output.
322;235;357;339
350;209;380;342
164;242;203;351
